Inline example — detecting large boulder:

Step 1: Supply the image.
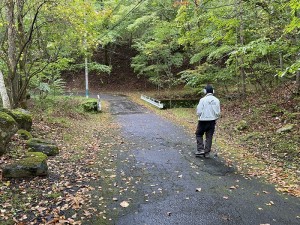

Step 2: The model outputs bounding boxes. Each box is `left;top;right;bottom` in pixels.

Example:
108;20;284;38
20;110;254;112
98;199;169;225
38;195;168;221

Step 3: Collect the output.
27;138;59;156
0;112;18;156
0;108;32;131
3;152;48;178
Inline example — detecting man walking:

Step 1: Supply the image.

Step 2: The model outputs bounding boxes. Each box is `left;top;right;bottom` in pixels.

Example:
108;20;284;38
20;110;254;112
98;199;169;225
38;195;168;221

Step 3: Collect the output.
195;84;220;157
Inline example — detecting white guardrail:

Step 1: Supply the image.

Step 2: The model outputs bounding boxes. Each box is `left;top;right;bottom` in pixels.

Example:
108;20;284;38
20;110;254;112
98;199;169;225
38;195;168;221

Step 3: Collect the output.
141;95;164;109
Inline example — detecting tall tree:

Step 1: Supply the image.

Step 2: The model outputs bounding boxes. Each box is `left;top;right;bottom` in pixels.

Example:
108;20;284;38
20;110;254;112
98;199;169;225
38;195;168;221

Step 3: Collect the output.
0;0;104;108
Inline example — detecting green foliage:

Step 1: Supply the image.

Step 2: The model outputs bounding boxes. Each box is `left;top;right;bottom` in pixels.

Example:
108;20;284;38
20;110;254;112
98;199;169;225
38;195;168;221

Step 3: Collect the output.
31;79;66;99
70;62;111;74
131;18;184;89
0;0;105;107
31;95;87;122
285;0;300;32
81;99;99;113
1;0;298;102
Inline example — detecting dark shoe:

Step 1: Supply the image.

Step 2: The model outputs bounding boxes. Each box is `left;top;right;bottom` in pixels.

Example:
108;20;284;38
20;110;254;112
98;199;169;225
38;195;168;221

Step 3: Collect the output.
195;150;205;157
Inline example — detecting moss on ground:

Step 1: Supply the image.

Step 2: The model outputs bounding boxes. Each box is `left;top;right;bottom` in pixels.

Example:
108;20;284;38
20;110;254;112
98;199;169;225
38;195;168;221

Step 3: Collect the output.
17;129;33;139
20;152;48;166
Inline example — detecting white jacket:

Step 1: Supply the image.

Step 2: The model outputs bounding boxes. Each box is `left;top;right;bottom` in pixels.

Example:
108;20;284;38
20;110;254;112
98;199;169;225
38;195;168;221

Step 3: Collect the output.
196;93;220;121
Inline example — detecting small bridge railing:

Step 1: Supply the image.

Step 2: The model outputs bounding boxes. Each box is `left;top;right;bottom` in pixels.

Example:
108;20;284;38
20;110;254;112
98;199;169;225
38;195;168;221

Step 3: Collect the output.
141;95;164;109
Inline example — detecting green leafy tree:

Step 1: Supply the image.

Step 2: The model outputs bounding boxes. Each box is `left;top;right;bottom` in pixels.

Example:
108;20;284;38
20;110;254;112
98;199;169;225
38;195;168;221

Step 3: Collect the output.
132;20;184;90
0;0;106;108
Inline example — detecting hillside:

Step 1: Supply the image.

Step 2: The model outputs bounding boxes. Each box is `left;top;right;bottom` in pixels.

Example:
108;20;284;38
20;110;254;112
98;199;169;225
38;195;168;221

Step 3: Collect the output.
62;44;155;93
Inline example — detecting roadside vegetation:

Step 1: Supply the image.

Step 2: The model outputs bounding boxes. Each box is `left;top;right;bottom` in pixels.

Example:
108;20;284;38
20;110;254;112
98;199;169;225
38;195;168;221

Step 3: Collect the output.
0;96;120;224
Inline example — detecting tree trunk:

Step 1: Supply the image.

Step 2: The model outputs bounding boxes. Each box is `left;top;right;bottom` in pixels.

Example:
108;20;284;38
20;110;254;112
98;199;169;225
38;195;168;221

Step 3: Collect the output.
104;45;109;65
235;0;246;96
0;70;11;109
238;1;246;96
6;0;18;107
296;70;300;94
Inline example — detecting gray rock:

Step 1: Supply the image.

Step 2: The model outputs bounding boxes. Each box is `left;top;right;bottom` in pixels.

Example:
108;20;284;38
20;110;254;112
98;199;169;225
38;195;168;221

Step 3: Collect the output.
3;152;48;178
276;124;295;133
27;138;59;156
0;112;18;156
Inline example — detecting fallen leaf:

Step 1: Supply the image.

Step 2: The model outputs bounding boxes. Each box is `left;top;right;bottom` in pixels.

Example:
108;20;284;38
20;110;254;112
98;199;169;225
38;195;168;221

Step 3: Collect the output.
196;188;202;192
120;201;129;208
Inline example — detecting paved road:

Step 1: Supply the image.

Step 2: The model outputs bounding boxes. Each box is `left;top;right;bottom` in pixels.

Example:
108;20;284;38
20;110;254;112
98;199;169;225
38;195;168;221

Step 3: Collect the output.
98;93;300;225
79;92;300;225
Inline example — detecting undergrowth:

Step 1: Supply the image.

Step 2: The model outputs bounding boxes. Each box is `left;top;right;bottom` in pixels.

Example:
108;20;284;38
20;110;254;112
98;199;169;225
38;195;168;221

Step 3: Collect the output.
0;95;118;224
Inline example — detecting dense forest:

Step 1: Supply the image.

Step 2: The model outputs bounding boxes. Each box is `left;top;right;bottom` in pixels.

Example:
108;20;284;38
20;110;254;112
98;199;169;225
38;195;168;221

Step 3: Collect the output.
0;0;299;108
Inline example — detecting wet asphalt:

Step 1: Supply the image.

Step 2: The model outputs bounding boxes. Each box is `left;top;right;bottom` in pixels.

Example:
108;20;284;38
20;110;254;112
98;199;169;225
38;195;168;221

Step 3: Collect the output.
96;93;300;225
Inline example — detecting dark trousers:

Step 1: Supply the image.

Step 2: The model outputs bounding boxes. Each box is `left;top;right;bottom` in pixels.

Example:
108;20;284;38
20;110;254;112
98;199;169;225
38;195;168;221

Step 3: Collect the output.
195;120;216;153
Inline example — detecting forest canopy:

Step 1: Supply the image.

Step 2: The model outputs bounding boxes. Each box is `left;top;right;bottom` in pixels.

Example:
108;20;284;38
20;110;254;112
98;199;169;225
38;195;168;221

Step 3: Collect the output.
0;0;299;108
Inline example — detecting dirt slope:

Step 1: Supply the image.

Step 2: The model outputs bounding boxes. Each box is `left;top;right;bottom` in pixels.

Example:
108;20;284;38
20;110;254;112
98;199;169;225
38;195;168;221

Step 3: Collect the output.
63;44;155;93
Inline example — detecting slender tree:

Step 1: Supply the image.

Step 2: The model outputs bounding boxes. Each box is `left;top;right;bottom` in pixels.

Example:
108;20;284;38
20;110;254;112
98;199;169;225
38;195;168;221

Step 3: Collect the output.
0;70;11;108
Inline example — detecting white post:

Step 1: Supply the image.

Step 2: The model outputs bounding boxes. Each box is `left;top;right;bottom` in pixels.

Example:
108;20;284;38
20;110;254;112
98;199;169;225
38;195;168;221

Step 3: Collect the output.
84;5;89;98
97;94;101;111
85;57;89;98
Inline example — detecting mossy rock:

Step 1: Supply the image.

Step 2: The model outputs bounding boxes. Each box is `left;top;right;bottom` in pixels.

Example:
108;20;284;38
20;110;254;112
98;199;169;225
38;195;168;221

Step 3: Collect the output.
0;108;32;131
236;120;248;131
27;138;59;156
81;99;99;112
17;129;33;140
276;124;294;133
3;152;48;178
0;112;18;156
11;109;32;131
